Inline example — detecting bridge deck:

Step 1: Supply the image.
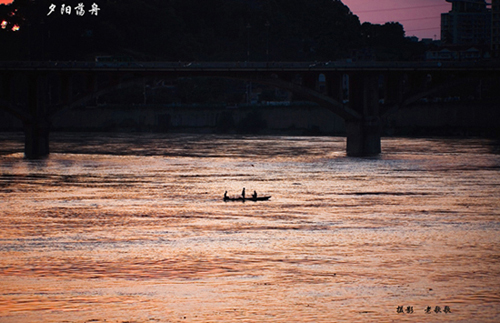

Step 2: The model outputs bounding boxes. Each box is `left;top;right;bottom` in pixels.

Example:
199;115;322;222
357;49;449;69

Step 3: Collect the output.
1;61;500;72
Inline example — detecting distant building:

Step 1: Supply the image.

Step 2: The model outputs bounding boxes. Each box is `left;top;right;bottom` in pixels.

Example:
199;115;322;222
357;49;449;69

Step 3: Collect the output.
441;0;491;45
425;46;487;61
419;38;442;51
493;0;500;58
421;38;434;45
407;36;419;43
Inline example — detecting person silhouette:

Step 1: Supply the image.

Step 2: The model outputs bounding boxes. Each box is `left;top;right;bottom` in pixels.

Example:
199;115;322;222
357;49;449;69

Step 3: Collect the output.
242;187;245;199
224;191;228;199
252;190;257;199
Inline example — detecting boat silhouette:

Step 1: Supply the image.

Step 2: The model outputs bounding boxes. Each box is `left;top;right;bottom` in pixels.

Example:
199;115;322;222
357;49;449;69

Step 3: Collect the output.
223;195;271;202
223;190;271;202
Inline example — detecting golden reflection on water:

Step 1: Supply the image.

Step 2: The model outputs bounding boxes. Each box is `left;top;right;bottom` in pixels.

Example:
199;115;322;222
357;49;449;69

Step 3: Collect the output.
0;135;500;322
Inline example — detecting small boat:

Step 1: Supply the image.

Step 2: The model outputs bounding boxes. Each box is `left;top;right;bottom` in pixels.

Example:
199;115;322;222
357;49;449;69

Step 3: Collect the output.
223;196;271;202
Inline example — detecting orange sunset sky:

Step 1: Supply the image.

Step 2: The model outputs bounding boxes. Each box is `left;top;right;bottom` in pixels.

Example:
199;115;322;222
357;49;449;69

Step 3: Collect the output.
1;0;453;39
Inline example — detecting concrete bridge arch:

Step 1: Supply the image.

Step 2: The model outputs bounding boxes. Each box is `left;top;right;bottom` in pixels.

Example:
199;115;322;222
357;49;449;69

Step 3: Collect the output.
2;61;499;158
2;69;369;158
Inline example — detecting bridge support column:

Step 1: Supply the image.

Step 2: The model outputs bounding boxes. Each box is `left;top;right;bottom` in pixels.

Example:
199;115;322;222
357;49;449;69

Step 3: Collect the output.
24;121;50;159
24;73;50;159
346;117;381;157
346;73;381;157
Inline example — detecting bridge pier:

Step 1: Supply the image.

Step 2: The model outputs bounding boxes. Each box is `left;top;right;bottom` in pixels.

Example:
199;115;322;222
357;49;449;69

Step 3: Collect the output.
346;73;381;157
346;117;381;157
23;73;50;159
24;121;50;159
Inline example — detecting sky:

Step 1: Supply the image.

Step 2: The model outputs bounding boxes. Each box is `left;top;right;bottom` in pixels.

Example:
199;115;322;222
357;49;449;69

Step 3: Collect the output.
342;0;452;39
0;0;453;40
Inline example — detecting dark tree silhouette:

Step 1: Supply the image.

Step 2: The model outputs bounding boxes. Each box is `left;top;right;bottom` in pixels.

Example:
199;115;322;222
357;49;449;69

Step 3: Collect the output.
0;0;423;61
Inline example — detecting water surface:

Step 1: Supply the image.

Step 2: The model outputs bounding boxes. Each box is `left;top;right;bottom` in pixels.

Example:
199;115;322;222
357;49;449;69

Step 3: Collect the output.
1;133;499;322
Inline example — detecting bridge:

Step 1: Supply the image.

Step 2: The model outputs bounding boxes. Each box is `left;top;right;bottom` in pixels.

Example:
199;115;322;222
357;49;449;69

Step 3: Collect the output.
1;61;499;158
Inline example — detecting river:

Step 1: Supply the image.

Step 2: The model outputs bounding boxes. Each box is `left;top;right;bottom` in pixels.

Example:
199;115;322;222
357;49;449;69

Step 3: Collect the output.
1;133;499;322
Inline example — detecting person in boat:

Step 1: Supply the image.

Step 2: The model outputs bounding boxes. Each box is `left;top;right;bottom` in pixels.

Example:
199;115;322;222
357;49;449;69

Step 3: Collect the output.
252;190;257;199
224;191;228;199
242;187;245;199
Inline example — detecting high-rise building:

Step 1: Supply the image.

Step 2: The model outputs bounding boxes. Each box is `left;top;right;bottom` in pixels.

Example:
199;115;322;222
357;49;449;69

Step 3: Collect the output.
441;0;491;45
493;0;500;57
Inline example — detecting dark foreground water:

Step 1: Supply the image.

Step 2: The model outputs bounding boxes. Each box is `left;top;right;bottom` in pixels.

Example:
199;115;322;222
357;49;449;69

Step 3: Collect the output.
1;133;499;322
